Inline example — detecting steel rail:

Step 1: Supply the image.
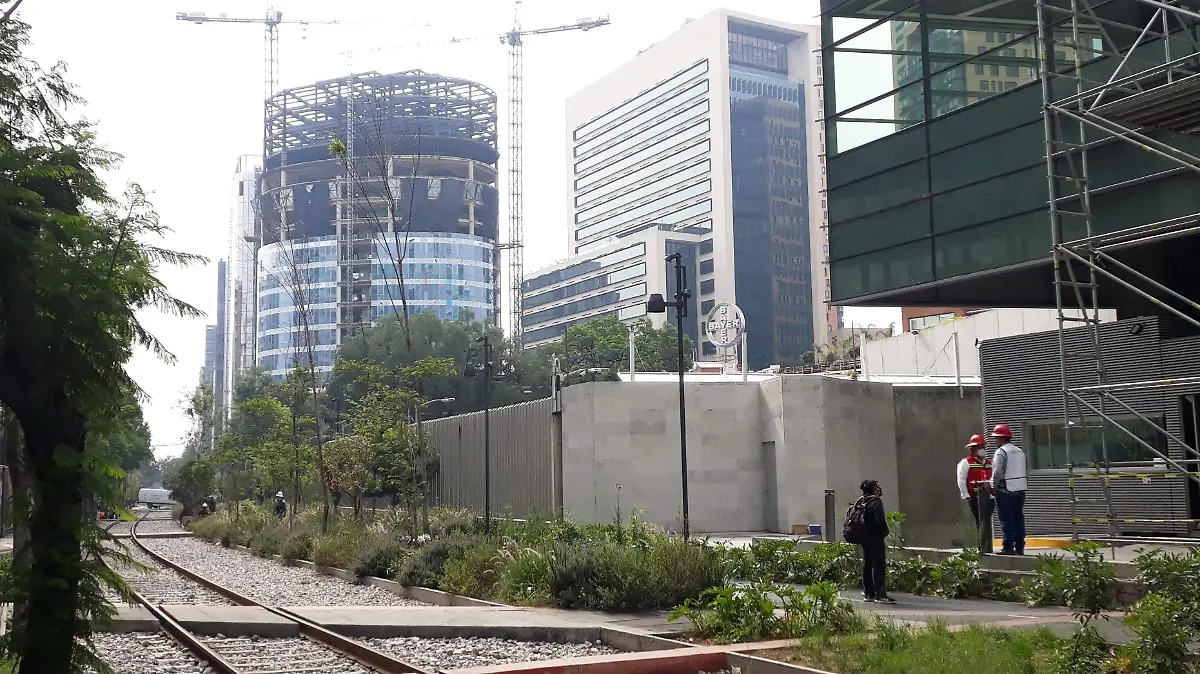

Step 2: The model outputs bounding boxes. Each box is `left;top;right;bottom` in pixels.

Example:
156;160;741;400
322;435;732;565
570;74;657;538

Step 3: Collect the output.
100;511;241;674
129;515;428;674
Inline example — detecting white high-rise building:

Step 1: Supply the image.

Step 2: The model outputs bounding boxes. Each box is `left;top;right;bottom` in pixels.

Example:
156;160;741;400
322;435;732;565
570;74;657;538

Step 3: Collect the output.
226;154;261;404
522;9;838;368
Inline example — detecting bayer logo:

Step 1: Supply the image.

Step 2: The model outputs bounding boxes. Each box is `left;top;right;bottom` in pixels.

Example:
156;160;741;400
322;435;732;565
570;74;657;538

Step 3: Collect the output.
705;302;745;349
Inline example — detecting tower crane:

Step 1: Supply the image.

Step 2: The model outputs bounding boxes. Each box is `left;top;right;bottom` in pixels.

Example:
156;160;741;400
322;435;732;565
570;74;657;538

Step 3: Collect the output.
501;6;610;343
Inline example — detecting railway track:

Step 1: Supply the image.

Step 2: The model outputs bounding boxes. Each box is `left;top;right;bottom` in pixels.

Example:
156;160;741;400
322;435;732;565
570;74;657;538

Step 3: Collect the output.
105;511;431;674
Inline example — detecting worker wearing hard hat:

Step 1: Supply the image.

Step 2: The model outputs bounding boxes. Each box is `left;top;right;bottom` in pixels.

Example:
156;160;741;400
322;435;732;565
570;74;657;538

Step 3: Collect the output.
990;424;1028;555
956;434;993;527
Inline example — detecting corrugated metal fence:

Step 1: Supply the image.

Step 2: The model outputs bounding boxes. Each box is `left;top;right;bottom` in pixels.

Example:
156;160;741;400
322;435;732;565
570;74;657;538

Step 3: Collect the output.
425;397;554;518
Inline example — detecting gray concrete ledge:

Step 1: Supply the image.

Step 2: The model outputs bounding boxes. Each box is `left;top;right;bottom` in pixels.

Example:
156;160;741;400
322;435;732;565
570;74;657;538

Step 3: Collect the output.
161;605;300;638
113;531;194;540
289;606;603;642
92;606;159;633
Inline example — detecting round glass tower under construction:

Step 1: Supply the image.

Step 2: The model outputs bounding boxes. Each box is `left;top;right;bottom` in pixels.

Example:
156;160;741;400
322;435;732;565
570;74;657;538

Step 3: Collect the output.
256;70;500;378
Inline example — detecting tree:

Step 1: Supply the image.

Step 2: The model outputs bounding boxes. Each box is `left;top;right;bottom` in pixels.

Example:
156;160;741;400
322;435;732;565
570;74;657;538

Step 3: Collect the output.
165;459;215;513
0;19;202;671
182;383;216;458
556;316;694;384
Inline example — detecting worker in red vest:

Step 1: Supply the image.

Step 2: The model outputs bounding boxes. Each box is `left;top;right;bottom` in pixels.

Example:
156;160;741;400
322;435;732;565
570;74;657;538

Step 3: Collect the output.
956;434;993;527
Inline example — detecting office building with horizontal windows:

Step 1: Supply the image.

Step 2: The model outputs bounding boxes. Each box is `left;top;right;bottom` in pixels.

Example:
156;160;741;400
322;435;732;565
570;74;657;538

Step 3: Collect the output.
523;9;835;368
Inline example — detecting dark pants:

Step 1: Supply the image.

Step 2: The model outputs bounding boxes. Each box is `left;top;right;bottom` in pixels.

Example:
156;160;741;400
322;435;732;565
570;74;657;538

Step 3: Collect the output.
860;536;887;598
968;496;980;526
995;490;1026;553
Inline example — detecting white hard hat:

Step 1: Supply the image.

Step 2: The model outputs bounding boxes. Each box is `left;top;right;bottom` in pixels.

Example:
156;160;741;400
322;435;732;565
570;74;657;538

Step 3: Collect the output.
276;491;284;498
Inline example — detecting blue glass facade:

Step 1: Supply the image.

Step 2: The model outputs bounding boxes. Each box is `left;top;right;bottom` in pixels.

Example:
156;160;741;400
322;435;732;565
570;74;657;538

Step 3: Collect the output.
257;233;495;379
728;25;816;369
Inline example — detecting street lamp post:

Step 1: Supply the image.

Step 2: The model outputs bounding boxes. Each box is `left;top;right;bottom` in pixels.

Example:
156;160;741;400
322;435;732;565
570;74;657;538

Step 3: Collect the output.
646;252;691;539
414;396;455;534
465;334;494;533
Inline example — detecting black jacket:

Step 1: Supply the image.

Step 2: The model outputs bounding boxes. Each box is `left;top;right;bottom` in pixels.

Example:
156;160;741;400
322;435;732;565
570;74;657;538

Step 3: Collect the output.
861;495;890;538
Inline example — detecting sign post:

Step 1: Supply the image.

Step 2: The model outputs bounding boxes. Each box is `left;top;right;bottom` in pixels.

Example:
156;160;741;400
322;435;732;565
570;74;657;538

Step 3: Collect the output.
705;303;747;377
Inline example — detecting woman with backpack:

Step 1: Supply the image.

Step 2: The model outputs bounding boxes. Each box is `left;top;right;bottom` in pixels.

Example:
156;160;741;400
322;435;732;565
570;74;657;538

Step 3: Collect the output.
845;479;895;604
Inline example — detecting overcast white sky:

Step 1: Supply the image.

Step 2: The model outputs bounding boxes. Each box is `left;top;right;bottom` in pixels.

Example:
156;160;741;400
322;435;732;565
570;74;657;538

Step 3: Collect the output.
17;0;899;456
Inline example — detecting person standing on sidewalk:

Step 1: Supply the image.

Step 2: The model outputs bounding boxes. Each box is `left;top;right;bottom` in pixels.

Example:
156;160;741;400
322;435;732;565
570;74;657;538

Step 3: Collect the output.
856;479;895;604
990;424;1028;555
957;434;994;527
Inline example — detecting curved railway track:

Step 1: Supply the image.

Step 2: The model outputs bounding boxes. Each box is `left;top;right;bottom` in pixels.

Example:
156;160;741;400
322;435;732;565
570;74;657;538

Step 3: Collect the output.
108;511;430;674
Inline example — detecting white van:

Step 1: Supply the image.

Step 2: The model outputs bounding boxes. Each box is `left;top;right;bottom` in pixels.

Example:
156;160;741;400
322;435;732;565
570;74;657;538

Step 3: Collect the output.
137;488;177;508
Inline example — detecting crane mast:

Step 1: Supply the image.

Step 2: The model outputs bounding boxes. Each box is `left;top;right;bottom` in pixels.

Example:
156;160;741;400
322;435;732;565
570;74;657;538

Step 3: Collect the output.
502;9;610;344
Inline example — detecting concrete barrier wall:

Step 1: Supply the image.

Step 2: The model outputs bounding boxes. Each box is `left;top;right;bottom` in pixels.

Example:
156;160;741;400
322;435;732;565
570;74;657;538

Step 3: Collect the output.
424;397;554;518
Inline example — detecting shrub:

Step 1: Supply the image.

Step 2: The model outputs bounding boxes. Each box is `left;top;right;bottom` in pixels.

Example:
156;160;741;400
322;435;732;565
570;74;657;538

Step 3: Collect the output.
312;526;380;570
738;540;797;582
1115;593;1196;674
353;536;412;579
930;549;986;599
1022;553;1069;607
280;533;313;562
492;543;553;605
1132;547;1200;625
170;504;184;522
396;535;484;588
548;543;653;611
438;543;502;599
888;555;934;595
189;511;233;543
670;581;859;644
250;529;287;558
792;542;860;588
647;536;725;605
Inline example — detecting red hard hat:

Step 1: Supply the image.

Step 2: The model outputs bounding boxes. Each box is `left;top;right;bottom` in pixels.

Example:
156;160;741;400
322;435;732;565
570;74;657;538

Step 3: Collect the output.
991;423;1013;438
965;434;986;448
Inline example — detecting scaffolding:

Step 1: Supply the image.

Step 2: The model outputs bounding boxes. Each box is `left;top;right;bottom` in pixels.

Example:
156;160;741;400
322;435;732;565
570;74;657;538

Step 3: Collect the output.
1037;0;1200;544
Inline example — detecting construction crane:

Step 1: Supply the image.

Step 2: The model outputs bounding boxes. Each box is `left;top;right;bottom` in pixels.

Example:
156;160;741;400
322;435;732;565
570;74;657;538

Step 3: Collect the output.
502;5;610;343
176;8;344;102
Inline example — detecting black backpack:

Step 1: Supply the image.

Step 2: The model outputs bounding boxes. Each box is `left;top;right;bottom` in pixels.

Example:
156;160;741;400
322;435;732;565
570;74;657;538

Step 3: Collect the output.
842;497;869;544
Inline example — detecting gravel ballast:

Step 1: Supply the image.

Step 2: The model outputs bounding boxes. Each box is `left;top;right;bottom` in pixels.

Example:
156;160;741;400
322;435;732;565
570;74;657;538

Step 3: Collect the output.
89;632;212;674
367;636;620;670
141;536;429;606
204;636;374;674
104;543;233;606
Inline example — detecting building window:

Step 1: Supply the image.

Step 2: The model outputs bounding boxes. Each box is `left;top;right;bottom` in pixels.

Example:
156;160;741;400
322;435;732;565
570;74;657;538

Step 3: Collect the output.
990;64;1000;76
699;239;714;255
700;279;715;295
701;299;715;314
699;258;714;275
1025;416;1167;470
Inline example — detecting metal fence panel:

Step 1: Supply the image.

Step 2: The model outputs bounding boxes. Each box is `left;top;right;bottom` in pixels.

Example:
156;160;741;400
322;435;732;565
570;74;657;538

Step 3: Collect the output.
425;398;553;518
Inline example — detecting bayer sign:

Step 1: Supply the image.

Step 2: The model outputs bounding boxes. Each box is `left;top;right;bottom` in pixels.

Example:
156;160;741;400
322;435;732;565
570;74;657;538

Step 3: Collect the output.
705;302;746;349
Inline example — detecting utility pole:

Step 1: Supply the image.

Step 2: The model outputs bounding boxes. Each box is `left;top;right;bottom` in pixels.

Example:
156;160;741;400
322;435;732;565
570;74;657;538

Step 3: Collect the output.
646;253;691;539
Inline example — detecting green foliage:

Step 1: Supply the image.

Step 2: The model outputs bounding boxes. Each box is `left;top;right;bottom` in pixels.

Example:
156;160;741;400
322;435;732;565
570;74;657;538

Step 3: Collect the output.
1116;593;1197;674
311;525;379;570
250;530;286;558
352;536;412;579
887;555;934;595
396;535;485;588
439;543;503;600
791;542;861;588
164;459;215;511
1047;625;1111;674
885;511;910;549
492;543;553;606
280;533;313;562
1131;547;1200;628
558;316;693;384
670;582;859;644
1023;543;1115;611
793;622;1063;674
929;549;986;599
547;538;723;612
